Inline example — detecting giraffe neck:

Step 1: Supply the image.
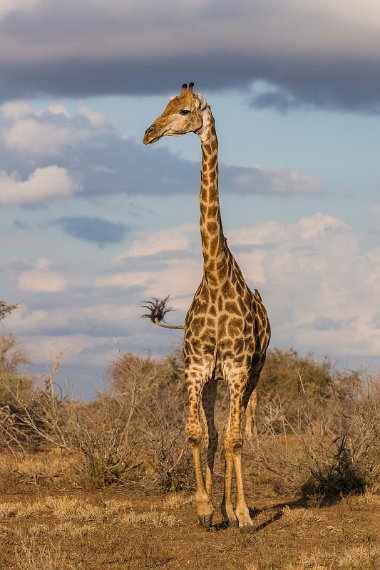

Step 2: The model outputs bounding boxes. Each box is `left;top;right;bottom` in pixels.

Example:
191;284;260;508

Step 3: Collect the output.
197;106;228;286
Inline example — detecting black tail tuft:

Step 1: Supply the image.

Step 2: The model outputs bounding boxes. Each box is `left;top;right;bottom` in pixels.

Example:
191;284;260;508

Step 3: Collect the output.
140;296;173;323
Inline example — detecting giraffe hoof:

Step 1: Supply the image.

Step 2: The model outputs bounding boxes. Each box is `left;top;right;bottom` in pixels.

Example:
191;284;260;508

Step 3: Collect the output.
227;518;239;528
198;514;213;529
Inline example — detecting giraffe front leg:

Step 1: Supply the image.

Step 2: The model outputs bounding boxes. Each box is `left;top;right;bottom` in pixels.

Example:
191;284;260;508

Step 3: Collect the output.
185;369;213;529
221;444;238;527
232;440;253;528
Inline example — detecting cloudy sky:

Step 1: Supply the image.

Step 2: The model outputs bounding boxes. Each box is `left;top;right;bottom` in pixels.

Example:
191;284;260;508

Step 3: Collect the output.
1;0;380;397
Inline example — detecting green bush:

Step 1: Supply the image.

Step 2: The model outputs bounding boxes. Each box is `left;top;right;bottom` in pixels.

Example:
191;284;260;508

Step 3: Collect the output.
257;348;361;429
0;372;33;402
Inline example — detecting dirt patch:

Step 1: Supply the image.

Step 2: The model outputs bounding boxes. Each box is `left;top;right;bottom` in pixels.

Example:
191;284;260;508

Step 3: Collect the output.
0;487;379;569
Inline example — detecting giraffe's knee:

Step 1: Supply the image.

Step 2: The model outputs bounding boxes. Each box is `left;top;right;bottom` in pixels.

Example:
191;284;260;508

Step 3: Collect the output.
224;431;243;452
185;419;203;444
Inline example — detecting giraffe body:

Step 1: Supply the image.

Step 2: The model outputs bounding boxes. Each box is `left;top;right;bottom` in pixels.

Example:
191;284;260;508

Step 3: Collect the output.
144;83;270;528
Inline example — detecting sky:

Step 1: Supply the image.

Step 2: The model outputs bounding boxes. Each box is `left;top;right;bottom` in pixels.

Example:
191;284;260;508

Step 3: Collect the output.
1;0;380;398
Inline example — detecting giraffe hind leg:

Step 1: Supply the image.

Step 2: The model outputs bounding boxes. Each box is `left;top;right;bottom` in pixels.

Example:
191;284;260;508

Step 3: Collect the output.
201;377;218;503
244;387;258;438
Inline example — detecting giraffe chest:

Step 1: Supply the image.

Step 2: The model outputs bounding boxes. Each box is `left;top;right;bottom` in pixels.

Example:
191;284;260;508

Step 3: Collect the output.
184;279;269;362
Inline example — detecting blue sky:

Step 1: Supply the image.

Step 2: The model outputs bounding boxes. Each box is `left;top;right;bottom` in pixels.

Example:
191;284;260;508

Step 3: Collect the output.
1;1;380;397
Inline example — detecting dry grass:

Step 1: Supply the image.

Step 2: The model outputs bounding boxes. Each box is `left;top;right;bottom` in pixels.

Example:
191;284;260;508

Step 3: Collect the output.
246;543;380;570
281;506;327;524
0;486;378;570
0;494;178;528
0;449;74;490
14;536;74;570
159;492;192;509
120;509;177;527
0;495;137;522
298;544;380;569
340;491;380;509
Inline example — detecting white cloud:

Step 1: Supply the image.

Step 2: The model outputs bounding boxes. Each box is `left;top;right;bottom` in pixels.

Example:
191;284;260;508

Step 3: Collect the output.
227;214;380;359
0;0;43;20
1;103;111;158
17;258;66;292
0;166;81;206
79;106;107;128
0;101;33;119
114;223;196;262
95;271;152;290
4;118;88;157
8;303;136;336
19;334;115;368
227;213;350;248
233;166;321;195
46;105;72;118
5;303;142;370
96;257;201;302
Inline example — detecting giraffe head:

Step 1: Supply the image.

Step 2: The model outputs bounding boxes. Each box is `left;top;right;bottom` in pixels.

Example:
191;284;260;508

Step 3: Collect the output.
144;83;207;145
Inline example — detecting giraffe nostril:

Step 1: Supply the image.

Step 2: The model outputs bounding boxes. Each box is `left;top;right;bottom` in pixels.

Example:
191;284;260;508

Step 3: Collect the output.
145;127;154;135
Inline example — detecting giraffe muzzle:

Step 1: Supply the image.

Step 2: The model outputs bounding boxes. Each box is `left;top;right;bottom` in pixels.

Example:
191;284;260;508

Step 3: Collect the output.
143;126;161;145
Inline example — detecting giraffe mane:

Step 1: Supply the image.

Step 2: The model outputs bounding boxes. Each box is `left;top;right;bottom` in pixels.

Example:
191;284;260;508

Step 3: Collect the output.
194;91;209;111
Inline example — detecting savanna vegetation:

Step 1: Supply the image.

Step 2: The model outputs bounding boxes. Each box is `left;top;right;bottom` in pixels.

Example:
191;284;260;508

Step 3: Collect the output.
0;299;379;569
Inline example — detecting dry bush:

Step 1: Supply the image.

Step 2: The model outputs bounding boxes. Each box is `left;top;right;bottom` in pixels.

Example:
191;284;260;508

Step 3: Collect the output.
0;350;191;490
2;344;378;500
0;354;75;455
0;334;33;430
251;374;380;502
109;351;193;491
65;394;141;488
0;334;30;377
0;355;142;488
141;399;193;492
0;334;43;451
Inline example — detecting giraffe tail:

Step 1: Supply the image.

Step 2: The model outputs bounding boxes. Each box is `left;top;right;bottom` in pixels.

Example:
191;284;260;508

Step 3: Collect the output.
140;296;185;331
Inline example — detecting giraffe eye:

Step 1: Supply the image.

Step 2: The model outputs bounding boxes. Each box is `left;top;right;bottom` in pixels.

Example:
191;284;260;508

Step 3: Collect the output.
179;109;191;116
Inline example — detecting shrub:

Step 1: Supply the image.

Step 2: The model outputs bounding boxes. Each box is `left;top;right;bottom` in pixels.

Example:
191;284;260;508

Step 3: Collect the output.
109;351;193;491
256;348;361;430
66;396;141;488
0;372;33;403
0;334;32;406
251;374;380;502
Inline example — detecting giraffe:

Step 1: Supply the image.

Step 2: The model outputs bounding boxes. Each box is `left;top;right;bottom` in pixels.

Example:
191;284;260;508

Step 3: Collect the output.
143;83;271;529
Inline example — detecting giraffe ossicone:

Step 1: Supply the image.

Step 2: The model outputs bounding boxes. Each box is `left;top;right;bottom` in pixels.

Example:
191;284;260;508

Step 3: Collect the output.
143;83;271;529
